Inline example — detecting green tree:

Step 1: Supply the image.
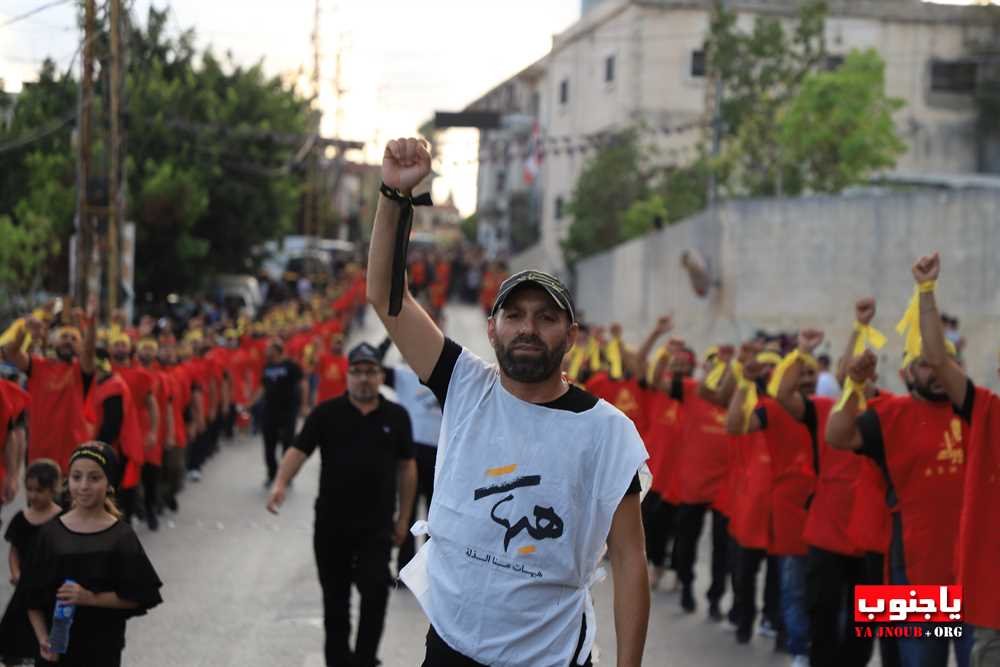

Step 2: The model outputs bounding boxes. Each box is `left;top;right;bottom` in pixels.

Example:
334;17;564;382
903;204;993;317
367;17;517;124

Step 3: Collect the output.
460;213;478;244
0;7;312;298
707;0;828;196
707;1;906;196
0;213;61;297
562;129;650;263
779;50;905;192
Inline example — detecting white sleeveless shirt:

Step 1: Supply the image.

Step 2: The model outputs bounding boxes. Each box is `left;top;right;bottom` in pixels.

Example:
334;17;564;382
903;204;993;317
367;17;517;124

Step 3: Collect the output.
400;345;648;667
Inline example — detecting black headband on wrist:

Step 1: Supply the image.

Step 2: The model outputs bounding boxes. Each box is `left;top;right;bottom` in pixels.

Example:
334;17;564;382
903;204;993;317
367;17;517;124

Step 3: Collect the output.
381;182;432;316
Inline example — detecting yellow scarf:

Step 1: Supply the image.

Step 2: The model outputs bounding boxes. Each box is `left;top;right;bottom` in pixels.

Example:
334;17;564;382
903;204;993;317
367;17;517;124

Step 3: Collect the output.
834;376;868;412
646;345;669;385
606;338;623;380
704;359;728;391
732;361;757;433
852;322;887;357
766;349;818;398
897;281;935;368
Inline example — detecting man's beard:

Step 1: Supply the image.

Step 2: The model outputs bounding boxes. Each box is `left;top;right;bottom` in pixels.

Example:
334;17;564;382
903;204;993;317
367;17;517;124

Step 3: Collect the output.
55;345;75;363
112;353;130;364
494;334;568;384
913;379;948;403
349;386;378;403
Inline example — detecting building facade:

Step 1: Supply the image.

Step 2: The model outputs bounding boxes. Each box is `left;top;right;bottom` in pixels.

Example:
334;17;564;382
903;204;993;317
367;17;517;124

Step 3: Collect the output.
467;0;998;277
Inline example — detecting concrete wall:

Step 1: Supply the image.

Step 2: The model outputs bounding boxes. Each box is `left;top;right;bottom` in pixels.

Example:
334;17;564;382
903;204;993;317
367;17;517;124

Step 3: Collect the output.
574;190;1000;391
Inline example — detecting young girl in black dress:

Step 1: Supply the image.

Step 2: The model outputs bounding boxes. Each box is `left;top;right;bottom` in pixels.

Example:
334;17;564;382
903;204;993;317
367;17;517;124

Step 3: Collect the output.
22;442;163;667
0;460;62;666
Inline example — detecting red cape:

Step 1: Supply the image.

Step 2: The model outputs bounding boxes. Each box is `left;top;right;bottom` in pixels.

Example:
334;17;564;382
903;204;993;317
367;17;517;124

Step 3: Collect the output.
956;387;1000;630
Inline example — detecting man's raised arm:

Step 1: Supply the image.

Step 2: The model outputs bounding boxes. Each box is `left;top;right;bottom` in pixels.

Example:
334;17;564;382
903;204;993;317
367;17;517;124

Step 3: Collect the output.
367;137;444;383
913;252;968;408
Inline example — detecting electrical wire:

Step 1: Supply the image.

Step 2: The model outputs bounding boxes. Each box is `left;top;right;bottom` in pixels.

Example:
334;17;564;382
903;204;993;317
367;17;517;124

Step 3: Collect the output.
1;0;76;29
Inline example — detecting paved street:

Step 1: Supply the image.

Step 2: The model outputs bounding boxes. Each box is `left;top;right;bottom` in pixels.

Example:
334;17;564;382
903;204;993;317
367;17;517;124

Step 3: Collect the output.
0;304;851;666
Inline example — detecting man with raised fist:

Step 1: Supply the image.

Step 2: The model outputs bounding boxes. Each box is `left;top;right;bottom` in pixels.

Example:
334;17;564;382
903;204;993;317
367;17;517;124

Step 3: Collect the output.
827;253;990;667
366;138;650;667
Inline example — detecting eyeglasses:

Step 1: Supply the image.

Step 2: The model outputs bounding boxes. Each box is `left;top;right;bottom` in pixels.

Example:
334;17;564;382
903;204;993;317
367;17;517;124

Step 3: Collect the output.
348;368;380;377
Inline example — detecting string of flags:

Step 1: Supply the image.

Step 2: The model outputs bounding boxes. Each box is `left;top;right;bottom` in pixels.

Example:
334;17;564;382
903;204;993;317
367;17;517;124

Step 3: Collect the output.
431;118;712;169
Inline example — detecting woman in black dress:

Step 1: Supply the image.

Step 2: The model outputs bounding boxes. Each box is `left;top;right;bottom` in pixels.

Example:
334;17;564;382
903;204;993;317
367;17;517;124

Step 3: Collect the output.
0;460;62;666
22;442;162;667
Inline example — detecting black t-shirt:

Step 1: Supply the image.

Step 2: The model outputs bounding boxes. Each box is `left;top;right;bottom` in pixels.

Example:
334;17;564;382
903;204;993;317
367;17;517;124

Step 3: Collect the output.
21;518;162;658
261;360;304;417
294;395;416;528
423;338;641;496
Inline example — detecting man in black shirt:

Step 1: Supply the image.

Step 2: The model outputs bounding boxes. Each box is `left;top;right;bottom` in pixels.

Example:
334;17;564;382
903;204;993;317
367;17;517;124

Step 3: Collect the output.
267;342;417;667
253;339;307;486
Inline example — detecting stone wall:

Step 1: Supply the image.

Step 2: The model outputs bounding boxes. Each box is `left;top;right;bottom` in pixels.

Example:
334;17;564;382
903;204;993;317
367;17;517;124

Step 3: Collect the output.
574;190;1000;391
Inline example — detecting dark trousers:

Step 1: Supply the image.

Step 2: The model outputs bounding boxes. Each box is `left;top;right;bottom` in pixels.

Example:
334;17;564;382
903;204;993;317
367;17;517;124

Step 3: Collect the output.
223;404;237;439
141;463;162;516
674;503;729;603
807;547;874;667
261;414;296;482
398;443;437;571
314;516;392;667
162;447;185;504
641;492;676;568
187;430;210;471
733;545;781;640
865;552;901;667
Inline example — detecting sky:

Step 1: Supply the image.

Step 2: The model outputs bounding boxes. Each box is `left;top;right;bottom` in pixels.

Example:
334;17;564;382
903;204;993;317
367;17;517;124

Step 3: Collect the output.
0;0;992;215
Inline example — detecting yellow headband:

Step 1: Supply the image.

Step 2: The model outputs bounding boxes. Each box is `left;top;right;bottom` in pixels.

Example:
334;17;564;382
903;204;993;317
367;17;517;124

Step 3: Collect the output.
55;326;82;342
110;332;132;348
137;338;158;352
756;351;783;366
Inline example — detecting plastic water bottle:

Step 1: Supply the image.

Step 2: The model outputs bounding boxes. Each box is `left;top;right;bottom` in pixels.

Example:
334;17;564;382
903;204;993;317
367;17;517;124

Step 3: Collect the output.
49;579;76;654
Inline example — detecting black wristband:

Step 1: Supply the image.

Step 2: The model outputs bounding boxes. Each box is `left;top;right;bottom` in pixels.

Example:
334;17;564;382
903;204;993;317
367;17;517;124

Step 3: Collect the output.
380;182;434;207
380;181;410;203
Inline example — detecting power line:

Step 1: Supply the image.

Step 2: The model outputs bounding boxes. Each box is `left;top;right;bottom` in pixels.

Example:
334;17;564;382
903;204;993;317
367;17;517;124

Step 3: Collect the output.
0;0;75;29
0;110;75;154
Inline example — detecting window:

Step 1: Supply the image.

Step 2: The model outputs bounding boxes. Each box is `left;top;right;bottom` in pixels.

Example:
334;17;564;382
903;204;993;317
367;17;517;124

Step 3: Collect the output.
690;50;706;78
559;78;569;105
605;55;616;83
496;170;507;193
530;91;541;115
823;55;845;71
930;60;978;94
555;196;564;220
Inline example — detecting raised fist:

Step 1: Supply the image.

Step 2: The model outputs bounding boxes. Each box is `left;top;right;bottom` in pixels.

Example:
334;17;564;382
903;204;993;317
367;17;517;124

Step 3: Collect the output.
742;359;765;381
610;323;623;339
382;138;431;195
846;350;878;384
911;253;940;284
654;315;673;336
798;328;824;354
855;297;876;325
717;344;735;362
738;341;762;365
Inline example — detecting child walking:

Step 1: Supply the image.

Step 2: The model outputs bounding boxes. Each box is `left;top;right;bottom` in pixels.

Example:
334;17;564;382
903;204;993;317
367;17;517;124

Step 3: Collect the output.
0;460;63;666
22;442;163;667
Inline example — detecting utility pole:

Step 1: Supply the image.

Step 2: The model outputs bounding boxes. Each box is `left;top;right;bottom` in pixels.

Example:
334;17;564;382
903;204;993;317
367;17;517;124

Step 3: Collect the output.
706;0;725;208
107;0;123;316
304;0;322;242
75;0;96;305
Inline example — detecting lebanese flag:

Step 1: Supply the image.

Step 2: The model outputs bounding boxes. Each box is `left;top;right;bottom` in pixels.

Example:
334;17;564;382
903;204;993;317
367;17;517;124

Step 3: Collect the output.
956;387;1000;630
522;121;542;186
